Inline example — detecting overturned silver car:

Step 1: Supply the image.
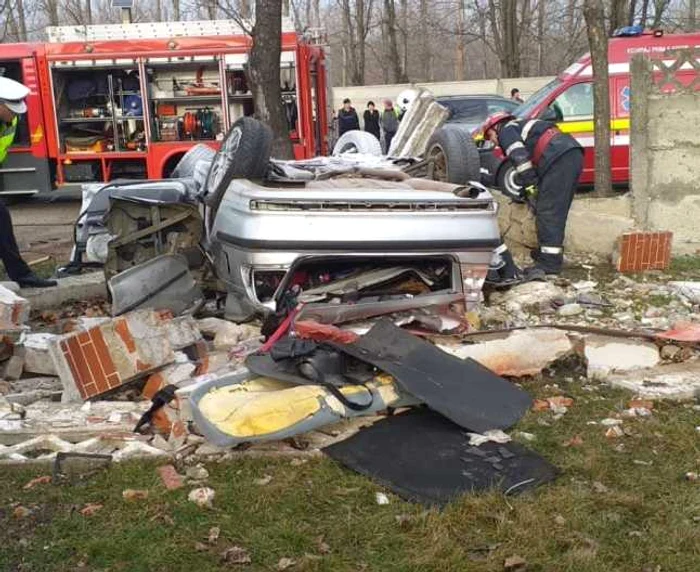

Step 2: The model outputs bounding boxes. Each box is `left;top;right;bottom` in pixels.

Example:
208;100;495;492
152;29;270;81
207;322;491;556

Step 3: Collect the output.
66;116;501;323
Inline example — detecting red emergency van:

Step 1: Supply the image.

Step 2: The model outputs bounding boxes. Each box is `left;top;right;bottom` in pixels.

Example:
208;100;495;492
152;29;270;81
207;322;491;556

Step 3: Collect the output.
0;19;330;195
487;29;700;193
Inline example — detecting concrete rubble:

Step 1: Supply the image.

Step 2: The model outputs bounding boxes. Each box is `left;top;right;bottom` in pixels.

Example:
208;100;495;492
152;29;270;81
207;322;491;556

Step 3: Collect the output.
2;257;700;464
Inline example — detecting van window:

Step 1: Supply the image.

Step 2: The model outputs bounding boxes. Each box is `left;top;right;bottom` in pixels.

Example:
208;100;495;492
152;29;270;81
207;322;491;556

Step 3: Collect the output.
550;82;593;121
515;78;562;118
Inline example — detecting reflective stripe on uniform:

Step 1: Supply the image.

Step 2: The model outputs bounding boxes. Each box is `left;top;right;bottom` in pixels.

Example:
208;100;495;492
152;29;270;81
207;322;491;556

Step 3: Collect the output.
540;246;563;254
515;160;534;173
521;119;540;141
494;243;508;255
505;141;524;156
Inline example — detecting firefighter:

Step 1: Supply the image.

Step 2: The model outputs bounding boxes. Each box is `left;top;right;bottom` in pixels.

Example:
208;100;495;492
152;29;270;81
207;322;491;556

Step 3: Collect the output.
0;77;57;288
481;111;583;280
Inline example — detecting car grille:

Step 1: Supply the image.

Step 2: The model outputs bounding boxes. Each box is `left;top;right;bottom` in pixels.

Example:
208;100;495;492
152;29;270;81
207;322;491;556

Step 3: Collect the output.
248;199;493;212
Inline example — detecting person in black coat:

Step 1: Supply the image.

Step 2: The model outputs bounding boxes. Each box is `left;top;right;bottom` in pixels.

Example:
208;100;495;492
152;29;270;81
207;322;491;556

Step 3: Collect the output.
363;101;380;140
337;98;360;136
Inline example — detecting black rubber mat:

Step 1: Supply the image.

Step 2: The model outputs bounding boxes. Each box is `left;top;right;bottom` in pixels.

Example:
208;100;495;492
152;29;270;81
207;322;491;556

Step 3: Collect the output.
330;319;532;432
324;408;558;507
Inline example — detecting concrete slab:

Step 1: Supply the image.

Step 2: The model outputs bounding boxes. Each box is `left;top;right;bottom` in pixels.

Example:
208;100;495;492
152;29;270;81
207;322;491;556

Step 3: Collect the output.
607;361;700;400
585;339;660;380
21;272;107;311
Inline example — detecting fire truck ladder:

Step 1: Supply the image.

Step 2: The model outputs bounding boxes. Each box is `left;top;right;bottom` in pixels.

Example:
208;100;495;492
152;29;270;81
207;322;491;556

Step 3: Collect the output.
47;18;297;43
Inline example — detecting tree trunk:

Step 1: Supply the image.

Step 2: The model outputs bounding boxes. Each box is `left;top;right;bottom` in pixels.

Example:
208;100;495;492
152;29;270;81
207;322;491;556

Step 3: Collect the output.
640;0;650;26
248;0;294;158
46;0;60;27
651;0;670;28
537;0;546;75
419;0;430;81
627;0;637;26
355;0;367;85
609;0;628;35
583;0;612;195
173;0;181;21
86;0;93;25
16;0;27;40
456;0;467;81
384;0;408;83
690;0;697;31
400;0;409;81
313;0;320;26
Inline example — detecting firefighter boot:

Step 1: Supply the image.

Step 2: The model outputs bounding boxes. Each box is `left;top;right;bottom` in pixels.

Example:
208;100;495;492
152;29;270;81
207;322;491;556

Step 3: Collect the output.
485;245;522;287
523;245;563;281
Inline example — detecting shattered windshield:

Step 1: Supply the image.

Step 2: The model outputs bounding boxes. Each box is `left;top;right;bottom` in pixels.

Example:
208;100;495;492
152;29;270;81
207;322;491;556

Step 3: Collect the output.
515;79;563;118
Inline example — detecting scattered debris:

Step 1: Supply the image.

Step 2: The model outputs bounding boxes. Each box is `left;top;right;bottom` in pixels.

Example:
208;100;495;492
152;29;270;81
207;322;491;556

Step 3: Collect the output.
122;489;149;501
23;475;52;489
605;426;625;439
504;554;527;571
253;475;273;486
375;492;390;505
220;546;251;566
685;472;699;482
467;429;512;446
186;464;210;482
600;418;623;426
208;526;221;545
13;505;32;519
158;464;184;490
563;435;584;447
276;557;296;570
79;503;104;516
188;487;215;509
592;481;610;494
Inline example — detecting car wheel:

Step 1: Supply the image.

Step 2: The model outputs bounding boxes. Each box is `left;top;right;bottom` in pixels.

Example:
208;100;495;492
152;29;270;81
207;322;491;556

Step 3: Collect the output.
170;144;216;179
426;126;481;184
332;130;382;156
204;117;272;222
497;161;524;201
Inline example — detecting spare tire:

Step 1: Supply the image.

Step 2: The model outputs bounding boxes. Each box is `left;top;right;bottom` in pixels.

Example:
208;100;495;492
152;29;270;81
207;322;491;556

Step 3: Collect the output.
204;117;272;206
426;126;481;184
170;144;216;179
333;130;382;156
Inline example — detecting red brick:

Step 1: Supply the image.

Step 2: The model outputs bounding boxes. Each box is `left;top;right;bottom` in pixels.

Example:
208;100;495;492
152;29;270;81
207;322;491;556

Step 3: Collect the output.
89;329;117;378
80;340;110;393
157;465;184;490
616;231;672;273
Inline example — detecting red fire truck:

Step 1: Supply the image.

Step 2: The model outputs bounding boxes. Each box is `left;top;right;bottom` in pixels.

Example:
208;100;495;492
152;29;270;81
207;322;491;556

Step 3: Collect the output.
0;19;330;195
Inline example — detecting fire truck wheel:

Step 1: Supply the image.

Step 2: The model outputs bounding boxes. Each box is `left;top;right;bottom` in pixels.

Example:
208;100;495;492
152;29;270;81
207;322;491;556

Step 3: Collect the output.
204;117;273;213
426;126;481;184
170;144;216;179
332;130;382;156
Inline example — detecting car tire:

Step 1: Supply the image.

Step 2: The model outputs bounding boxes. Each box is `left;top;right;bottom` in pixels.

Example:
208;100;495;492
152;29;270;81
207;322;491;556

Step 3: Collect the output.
332;130;382;156
426;126;481;184
497;160;524;200
204;117;273;210
170;144;216;179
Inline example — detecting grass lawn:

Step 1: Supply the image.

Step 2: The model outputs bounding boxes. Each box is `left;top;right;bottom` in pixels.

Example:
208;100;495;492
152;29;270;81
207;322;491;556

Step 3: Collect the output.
2;375;699;572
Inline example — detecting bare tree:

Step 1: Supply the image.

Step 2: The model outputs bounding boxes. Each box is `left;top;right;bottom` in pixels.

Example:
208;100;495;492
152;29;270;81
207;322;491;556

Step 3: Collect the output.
248;0;294;158
383;0;408;83
339;0;373;85
583;0;612;195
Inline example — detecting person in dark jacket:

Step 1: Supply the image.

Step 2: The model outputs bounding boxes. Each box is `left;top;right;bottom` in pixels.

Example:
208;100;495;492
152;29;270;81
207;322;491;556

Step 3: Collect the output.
482;111;584;280
337;98;360;136
363;101;380;140
380;99;400;154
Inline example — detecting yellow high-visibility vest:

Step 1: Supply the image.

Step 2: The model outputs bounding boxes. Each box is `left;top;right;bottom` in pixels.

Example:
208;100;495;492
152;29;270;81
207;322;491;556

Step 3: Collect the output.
0;117;18;164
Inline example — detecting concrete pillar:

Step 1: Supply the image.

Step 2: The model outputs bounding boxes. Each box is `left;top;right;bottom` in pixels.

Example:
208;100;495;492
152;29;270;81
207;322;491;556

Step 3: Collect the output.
630;54;653;229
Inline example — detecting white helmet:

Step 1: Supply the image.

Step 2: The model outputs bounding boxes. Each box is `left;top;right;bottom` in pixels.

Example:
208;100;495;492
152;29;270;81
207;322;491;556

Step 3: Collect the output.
396;89;419;113
0;76;29;114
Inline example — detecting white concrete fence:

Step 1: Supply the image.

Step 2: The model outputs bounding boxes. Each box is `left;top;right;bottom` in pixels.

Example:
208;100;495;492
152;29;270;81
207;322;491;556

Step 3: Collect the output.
331;77;555;112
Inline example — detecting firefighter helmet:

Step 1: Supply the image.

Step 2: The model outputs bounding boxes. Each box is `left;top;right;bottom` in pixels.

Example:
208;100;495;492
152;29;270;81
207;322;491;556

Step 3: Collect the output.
396;89;419;113
480;111;515;135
